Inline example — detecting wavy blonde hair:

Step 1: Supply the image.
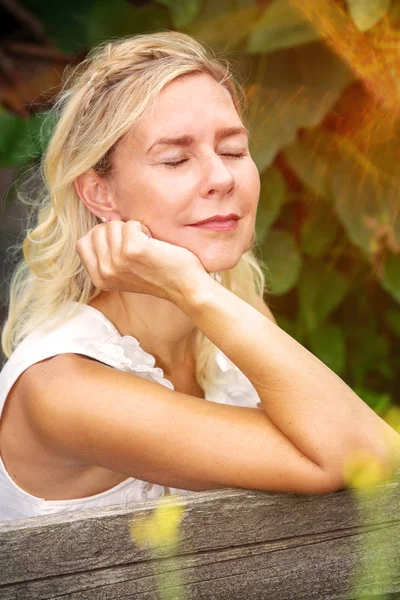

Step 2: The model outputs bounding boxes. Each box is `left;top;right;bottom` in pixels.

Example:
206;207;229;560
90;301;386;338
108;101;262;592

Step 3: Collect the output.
1;30;268;394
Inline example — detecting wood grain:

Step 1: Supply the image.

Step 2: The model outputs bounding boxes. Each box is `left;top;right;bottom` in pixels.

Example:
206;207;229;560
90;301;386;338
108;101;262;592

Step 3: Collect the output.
1;475;399;599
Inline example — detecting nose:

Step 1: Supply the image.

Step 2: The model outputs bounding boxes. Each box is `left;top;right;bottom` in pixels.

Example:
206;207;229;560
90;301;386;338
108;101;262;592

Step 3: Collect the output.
199;152;235;198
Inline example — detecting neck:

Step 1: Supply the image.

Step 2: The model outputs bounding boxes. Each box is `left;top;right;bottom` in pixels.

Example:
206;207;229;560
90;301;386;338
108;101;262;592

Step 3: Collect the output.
89;290;197;374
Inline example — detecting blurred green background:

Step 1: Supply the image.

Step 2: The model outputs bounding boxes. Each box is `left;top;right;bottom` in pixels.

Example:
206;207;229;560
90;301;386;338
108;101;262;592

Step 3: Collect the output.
1;0;400;421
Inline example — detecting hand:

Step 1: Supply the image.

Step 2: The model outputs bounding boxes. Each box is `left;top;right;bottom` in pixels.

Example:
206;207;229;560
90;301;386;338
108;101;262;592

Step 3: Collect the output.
76;219;207;304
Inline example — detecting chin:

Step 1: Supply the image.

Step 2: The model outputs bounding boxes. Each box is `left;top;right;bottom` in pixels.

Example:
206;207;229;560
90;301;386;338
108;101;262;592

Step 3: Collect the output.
193;237;254;273
197;251;246;274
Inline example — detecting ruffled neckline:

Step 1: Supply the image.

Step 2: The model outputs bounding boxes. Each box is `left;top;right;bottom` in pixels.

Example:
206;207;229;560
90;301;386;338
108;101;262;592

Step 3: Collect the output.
71;301;261;408
72;302;175;391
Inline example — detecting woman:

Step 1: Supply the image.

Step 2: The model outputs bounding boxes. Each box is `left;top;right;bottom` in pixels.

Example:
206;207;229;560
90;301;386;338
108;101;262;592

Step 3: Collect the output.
0;31;399;521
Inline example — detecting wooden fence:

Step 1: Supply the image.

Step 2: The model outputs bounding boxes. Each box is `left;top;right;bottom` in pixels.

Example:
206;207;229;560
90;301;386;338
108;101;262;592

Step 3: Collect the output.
1;473;400;599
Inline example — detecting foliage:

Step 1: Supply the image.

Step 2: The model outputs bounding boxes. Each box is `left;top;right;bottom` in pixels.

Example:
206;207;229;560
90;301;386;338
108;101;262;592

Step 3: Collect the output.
1;0;400;416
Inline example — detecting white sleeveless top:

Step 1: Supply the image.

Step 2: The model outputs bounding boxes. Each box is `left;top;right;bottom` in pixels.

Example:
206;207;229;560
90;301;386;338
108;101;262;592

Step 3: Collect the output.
0;301;261;521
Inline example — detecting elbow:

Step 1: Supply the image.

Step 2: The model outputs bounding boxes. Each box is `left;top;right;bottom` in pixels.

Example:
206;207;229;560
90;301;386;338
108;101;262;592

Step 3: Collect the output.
310;469;347;495
319;423;400;492
323;447;400;493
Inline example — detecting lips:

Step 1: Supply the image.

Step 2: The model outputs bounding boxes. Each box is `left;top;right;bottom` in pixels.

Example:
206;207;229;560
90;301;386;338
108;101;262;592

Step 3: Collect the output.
190;213;240;226
189;219;239;231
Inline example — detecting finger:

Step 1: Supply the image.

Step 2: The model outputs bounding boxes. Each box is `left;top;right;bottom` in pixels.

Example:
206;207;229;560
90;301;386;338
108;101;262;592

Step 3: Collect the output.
91;224;113;281
76;233;101;285
140;223;153;238
106;220;124;265
121;220;152;258
124;219;152;239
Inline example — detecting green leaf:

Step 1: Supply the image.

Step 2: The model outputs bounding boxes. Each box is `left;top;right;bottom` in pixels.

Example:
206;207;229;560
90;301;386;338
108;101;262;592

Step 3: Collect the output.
300;200;341;257
307;323;346;375
297;261;350;334
8;118;42;166
255;166;285;244
346;0;391;31
275;314;297;338
346;312;393;386
262;229;302;295
333;160;400;259
247;0;323;54
383;308;400;337
289;129;400;259
0;110;51;167
185;2;259;51
87;0;170;47
381;251;400;304
353;386;393;416
0;110;21;165
246;42;352;172
283;136;335;198
158;0;201;28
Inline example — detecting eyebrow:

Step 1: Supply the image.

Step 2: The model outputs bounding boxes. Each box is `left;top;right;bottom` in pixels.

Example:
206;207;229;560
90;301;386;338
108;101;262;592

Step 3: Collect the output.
146;126;249;153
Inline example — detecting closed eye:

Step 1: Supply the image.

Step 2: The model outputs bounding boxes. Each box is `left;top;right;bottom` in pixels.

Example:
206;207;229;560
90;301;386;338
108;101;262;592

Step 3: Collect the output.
163;153;247;169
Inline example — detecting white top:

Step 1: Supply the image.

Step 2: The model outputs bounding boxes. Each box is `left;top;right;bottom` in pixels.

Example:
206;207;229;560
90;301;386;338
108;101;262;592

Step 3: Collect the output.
0;301;262;521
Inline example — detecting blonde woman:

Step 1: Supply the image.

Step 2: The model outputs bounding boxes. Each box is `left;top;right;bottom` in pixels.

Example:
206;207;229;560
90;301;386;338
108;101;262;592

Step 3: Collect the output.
0;31;398;521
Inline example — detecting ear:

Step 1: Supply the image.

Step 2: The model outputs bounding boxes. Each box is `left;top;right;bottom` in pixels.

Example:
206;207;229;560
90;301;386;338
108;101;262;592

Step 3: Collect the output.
74;169;121;221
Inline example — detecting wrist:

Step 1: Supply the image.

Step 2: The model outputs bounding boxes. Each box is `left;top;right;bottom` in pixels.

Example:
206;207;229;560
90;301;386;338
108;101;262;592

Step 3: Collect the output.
173;271;219;316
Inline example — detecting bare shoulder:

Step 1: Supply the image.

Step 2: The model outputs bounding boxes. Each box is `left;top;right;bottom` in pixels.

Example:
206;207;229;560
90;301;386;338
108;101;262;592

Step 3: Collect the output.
22;351;103;385
22;351;340;495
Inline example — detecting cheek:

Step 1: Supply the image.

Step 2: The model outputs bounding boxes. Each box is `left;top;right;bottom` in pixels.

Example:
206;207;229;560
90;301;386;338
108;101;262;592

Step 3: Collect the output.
238;161;260;212
118;176;173;223
249;163;261;201
243;183;260;222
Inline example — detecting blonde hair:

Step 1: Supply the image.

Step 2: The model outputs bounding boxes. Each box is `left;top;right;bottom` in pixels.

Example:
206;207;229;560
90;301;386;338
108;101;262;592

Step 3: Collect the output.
1;30;268;395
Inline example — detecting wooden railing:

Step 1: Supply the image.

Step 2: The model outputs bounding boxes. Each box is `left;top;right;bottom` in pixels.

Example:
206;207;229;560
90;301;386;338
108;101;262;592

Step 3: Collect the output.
1;474;400;600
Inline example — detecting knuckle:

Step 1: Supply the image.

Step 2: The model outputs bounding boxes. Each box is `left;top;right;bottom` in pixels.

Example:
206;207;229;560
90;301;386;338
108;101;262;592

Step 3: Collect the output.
122;238;143;258
112;254;126;270
97;265;114;281
92;273;112;291
89;271;103;288
124;219;140;228
91;276;103;289
96;283;112;292
92;224;103;235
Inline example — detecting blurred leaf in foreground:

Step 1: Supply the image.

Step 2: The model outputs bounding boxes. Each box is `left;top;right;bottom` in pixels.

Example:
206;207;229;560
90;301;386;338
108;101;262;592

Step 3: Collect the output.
346;0;391;32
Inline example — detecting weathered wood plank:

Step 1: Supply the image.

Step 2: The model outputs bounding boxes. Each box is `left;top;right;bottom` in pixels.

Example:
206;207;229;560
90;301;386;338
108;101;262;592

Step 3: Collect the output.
1;474;399;600
1;525;399;599
0;488;382;581
2;487;358;583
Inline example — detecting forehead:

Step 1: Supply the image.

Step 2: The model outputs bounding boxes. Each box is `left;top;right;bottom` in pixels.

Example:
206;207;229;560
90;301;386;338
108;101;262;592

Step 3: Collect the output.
123;73;243;150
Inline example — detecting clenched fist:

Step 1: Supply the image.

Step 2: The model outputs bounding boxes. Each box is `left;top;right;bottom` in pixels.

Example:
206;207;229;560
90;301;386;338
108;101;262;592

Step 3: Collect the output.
76;220;207;304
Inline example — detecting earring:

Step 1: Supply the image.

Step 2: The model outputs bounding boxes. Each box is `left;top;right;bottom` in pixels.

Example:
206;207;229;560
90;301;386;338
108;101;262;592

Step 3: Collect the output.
100;216;107;223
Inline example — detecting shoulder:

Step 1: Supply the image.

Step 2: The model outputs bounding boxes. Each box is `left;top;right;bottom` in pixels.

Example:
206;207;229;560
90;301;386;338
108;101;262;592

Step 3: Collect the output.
252;295;277;324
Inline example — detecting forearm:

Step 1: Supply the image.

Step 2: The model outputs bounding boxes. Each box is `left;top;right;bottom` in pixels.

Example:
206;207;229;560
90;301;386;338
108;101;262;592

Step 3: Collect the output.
178;274;400;480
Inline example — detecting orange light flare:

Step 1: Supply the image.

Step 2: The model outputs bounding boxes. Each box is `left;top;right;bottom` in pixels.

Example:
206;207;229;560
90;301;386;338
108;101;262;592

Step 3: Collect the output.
290;0;400;115
286;0;400;252
245;0;400;256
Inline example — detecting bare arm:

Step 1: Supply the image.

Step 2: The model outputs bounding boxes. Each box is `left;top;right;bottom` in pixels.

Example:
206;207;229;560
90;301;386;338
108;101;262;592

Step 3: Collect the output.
176;274;400;484
60;218;398;493
26;353;336;495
